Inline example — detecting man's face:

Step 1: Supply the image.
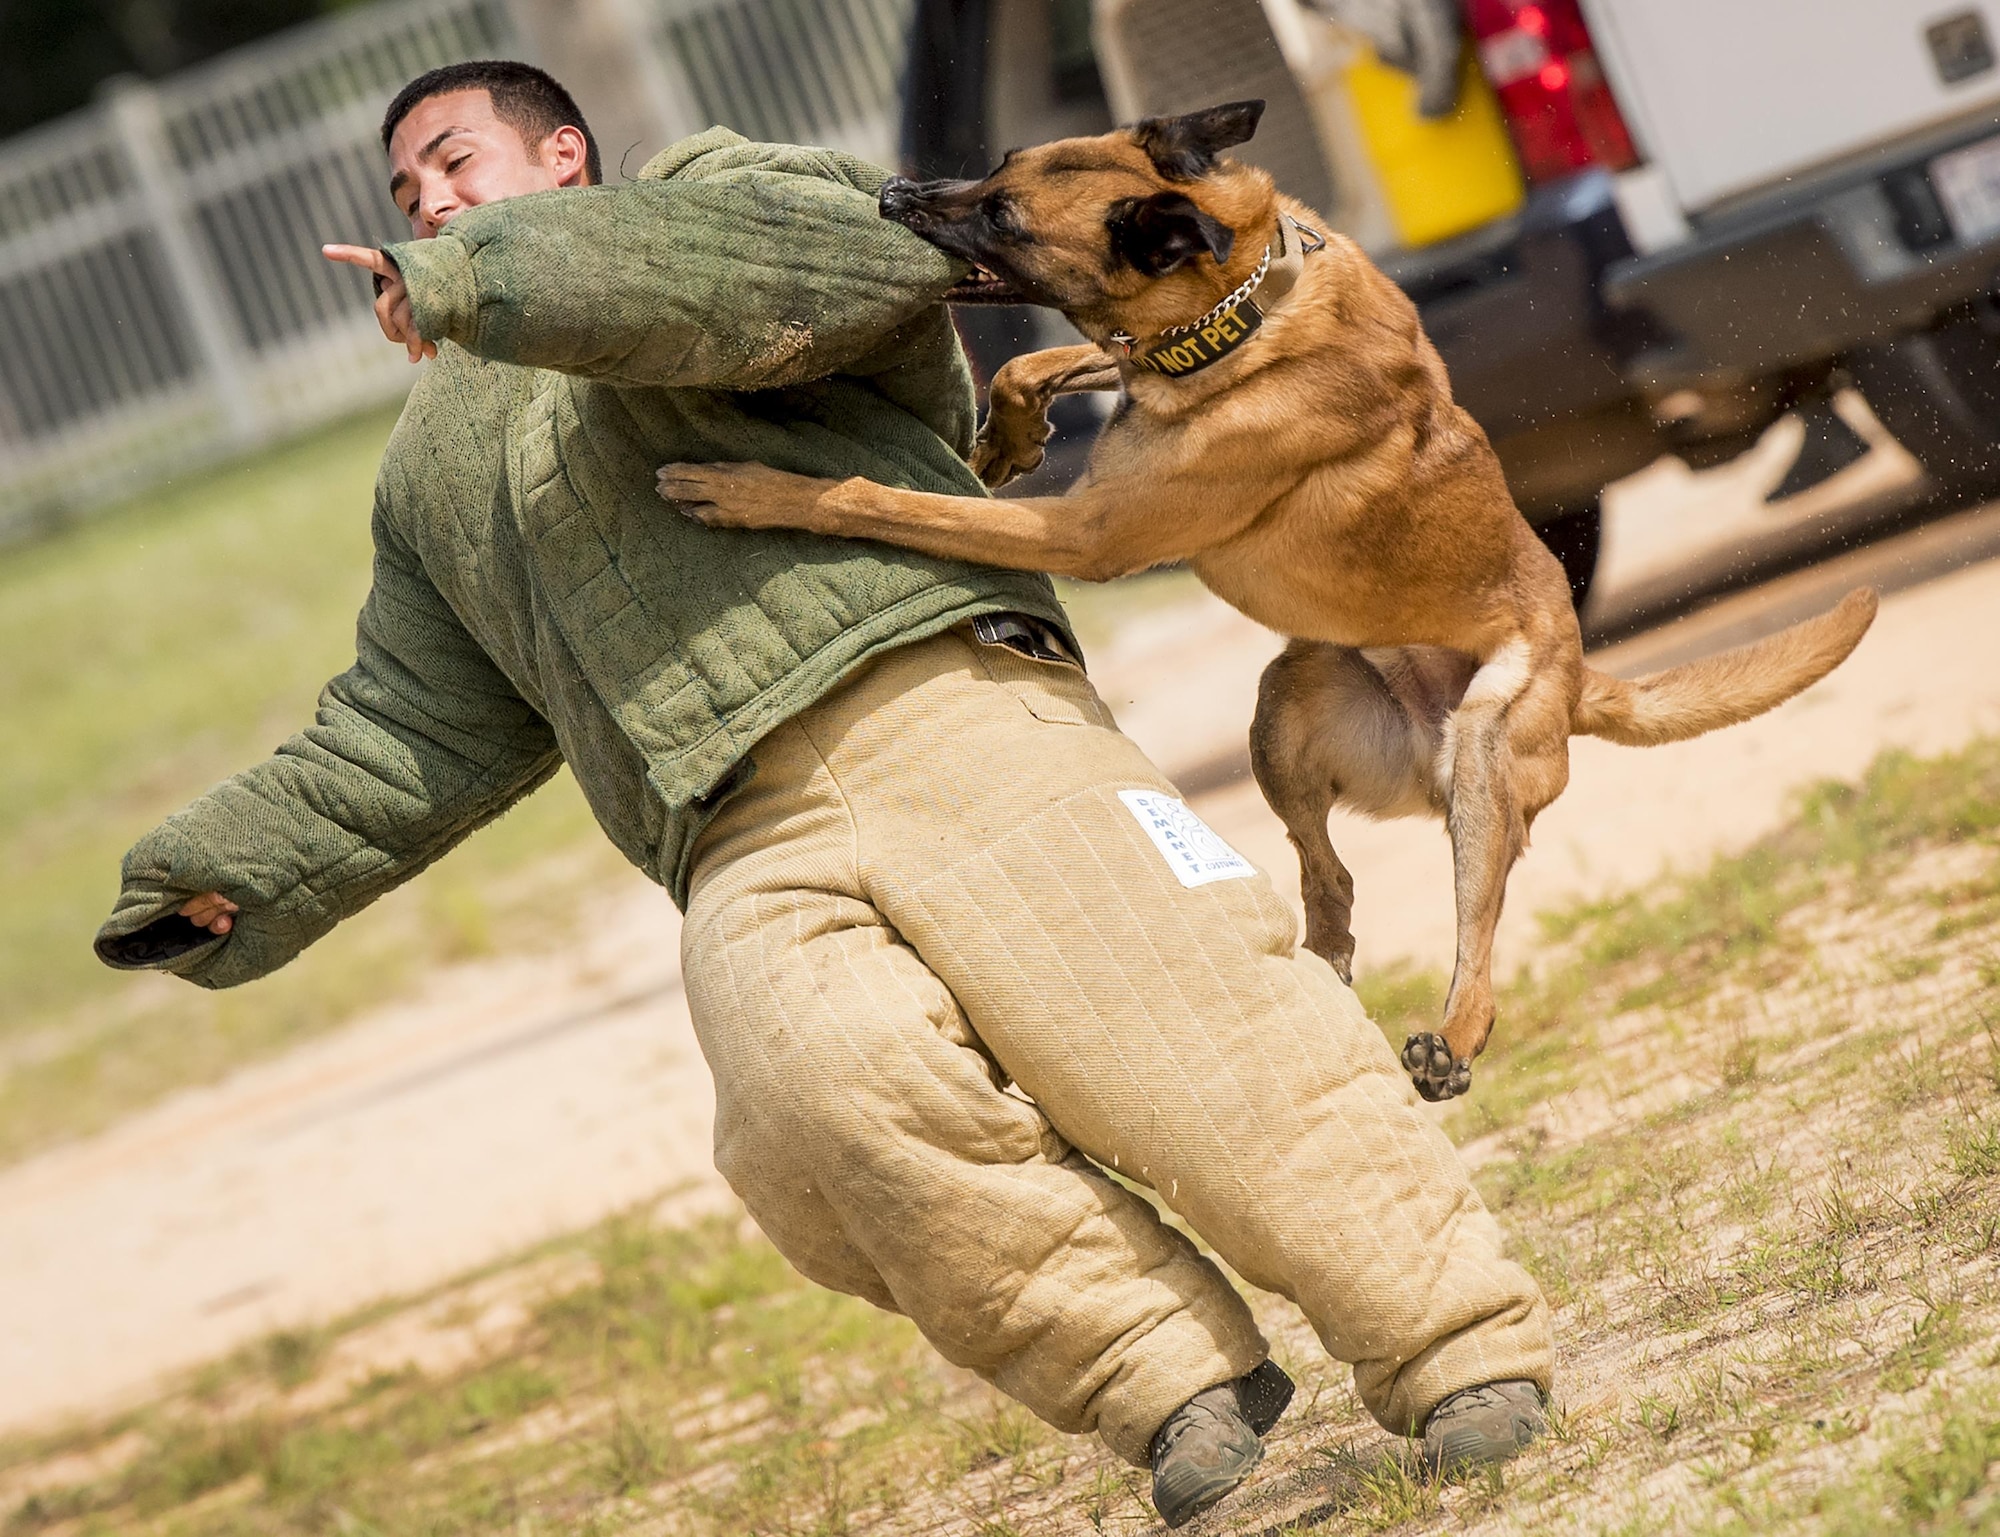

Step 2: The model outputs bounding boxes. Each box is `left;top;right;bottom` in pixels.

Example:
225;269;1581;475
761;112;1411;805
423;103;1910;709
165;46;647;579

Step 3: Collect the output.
387;88;583;238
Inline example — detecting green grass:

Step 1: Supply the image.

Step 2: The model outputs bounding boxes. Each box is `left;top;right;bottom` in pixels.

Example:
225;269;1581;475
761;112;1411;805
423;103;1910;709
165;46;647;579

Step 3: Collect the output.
9;735;2000;1535
1428;737;2000;1135
13;411;2000;1532
1536;739;2000;977
0;1214;984;1536
0;411;624;1166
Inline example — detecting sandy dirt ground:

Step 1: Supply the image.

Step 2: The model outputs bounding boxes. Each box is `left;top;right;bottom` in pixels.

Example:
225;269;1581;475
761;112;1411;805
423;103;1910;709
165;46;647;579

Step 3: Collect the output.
5;427;1999;1437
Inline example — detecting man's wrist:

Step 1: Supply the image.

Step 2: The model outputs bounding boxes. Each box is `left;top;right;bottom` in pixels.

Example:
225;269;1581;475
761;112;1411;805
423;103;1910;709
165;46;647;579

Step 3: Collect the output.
382;235;476;349
95;912;226;969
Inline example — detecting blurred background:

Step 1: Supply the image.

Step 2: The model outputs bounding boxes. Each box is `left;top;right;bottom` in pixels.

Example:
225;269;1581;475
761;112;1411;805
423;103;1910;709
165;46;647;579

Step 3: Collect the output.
5;0;2000;1505
8;0;2000;560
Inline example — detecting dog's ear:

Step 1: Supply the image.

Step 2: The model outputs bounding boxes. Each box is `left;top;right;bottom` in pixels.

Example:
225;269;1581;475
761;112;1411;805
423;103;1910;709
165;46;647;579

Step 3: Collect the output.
1131;100;1265;180
1107;192;1237;276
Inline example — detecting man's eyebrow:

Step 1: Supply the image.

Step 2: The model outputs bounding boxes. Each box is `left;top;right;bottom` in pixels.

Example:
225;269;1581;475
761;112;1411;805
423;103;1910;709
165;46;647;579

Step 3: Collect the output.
387;125;471;200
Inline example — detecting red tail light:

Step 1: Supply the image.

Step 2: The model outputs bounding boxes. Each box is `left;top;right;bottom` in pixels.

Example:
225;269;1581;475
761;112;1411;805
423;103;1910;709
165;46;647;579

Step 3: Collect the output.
1460;0;1638;182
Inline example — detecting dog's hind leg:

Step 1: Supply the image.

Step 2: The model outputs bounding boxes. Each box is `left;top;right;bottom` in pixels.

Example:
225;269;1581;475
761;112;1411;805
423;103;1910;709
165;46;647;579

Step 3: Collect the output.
1404;630;1579;1101
1251;641;1432;983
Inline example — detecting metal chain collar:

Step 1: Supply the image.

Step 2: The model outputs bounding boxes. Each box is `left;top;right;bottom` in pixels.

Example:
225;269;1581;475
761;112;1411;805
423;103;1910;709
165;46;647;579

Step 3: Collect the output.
1108;213;1325;357
1110;242;1271;356
1163;241;1273;339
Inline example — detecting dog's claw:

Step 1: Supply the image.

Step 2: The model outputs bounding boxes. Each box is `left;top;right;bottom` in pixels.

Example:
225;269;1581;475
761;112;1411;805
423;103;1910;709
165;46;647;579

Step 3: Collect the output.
1402;1032;1471;1101
1300;915;1356;984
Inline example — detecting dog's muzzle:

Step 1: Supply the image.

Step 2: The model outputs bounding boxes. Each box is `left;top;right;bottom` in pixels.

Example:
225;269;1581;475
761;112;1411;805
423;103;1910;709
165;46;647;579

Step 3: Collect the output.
878;174;970;230
878;177;1023;304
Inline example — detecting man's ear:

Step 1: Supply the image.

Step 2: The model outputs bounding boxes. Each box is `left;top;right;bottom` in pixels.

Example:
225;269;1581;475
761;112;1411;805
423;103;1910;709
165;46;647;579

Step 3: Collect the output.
1107;192;1237;276
1131;100;1265;180
541;123;592;186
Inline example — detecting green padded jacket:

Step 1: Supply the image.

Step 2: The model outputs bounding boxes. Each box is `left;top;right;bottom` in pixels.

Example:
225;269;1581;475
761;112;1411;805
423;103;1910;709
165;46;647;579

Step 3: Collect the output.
94;127;1070;988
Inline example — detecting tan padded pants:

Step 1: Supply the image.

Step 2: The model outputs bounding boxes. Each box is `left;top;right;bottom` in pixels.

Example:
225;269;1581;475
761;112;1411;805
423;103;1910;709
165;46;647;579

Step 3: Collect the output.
681;626;1552;1466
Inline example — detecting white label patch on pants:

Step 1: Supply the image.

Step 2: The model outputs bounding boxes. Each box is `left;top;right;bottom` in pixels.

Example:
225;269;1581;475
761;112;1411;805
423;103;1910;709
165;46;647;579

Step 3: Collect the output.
1118;790;1257;887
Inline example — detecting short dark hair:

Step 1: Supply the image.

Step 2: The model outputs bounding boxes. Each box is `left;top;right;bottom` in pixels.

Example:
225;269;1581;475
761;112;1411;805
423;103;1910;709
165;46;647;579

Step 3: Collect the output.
381;60;602;185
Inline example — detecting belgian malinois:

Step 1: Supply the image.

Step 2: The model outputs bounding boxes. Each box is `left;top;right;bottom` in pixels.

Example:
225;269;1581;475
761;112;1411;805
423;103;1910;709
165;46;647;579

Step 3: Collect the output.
658;101;1876;1101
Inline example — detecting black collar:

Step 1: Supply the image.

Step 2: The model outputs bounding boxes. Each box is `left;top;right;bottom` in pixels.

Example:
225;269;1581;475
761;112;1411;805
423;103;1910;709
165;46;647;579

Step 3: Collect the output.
1113;213;1324;378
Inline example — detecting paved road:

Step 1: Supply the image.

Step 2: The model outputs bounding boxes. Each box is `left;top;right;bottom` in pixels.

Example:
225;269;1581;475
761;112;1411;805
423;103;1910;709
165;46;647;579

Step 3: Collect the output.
5;434;1998;1436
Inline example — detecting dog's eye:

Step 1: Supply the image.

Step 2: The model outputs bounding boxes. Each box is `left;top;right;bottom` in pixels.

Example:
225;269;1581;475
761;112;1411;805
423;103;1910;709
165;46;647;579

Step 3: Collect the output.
984;195;1027;240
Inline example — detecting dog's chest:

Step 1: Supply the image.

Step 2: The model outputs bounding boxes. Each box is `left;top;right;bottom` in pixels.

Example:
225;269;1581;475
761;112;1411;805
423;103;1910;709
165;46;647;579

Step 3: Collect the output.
1192;541;1352;642
1189;526;1437;649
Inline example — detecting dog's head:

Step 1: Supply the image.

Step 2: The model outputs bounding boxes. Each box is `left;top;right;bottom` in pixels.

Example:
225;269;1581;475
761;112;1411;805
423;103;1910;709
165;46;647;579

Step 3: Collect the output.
880;101;1275;345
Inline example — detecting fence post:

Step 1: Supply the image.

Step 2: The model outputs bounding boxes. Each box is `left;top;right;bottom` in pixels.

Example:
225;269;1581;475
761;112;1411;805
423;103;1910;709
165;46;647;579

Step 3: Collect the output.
103;76;263;449
503;0;705;178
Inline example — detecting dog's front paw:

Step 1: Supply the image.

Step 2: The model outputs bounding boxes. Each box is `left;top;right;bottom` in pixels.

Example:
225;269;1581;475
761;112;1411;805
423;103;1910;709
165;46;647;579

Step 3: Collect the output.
1402;1033;1472;1102
969;413;1052;489
656;461;826;531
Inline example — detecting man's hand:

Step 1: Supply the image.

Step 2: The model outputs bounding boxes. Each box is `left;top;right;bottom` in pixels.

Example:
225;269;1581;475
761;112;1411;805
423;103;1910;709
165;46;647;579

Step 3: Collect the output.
323;244;437;363
179;892;239;936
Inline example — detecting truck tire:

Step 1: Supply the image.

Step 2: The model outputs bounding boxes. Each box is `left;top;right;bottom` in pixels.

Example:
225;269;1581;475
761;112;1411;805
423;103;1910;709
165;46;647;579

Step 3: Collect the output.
1533;502;1602;613
1848;308;2000;496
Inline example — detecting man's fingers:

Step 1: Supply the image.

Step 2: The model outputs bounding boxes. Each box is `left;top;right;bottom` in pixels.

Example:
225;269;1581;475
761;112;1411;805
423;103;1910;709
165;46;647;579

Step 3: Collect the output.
331;245;428;359
365;285;433;363
322;243;394;279
391;295;427;362
656;463;724;497
372;287;404;346
177;893;240;935
370;287;431;361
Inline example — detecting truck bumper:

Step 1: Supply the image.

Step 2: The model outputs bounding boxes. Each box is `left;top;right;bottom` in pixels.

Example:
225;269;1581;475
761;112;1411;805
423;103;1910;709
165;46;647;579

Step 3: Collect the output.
1603;116;2000;389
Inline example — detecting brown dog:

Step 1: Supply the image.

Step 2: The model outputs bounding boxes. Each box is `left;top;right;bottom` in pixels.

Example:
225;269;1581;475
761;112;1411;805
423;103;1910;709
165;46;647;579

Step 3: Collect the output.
658;101;1876;1101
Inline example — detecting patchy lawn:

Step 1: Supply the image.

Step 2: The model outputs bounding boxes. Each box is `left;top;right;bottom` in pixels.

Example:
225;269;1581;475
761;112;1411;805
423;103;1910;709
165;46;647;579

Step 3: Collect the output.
0;408;643;1167
5;742;1998;1537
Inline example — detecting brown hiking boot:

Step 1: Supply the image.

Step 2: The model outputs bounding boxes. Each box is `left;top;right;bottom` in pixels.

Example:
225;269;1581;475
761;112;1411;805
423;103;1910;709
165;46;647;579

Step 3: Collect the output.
1419;1379;1547;1473
1150;1361;1295;1528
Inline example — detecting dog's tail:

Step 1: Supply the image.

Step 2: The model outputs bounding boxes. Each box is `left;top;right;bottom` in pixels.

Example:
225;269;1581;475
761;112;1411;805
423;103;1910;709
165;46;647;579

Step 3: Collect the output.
1572;587;1878;747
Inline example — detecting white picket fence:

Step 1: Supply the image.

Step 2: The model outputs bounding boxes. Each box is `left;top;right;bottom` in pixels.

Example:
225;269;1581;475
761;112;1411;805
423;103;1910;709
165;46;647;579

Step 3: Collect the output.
0;0;916;540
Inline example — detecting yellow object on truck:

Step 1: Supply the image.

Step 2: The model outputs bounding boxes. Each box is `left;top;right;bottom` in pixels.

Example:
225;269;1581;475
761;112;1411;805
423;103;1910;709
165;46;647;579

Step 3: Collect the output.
1344;43;1525;246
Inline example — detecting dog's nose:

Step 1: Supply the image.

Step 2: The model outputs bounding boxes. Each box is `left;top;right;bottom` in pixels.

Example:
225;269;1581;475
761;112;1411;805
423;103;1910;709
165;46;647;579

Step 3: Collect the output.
879;176;922;220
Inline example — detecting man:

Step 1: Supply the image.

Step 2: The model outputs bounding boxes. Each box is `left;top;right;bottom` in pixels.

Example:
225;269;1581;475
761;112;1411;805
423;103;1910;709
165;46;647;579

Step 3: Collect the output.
95;59;1553;1527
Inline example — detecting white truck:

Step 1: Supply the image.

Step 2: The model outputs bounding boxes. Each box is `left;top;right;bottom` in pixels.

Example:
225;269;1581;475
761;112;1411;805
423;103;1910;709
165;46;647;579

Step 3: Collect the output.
901;0;2000;602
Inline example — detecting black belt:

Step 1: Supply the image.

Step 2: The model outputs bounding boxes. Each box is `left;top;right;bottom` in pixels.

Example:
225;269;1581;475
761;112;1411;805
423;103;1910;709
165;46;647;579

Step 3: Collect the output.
972;611;1078;667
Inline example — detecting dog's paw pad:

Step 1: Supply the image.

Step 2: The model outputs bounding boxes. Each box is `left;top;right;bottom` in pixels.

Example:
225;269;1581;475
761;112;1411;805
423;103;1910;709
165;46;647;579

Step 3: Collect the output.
1402;1033;1472;1102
